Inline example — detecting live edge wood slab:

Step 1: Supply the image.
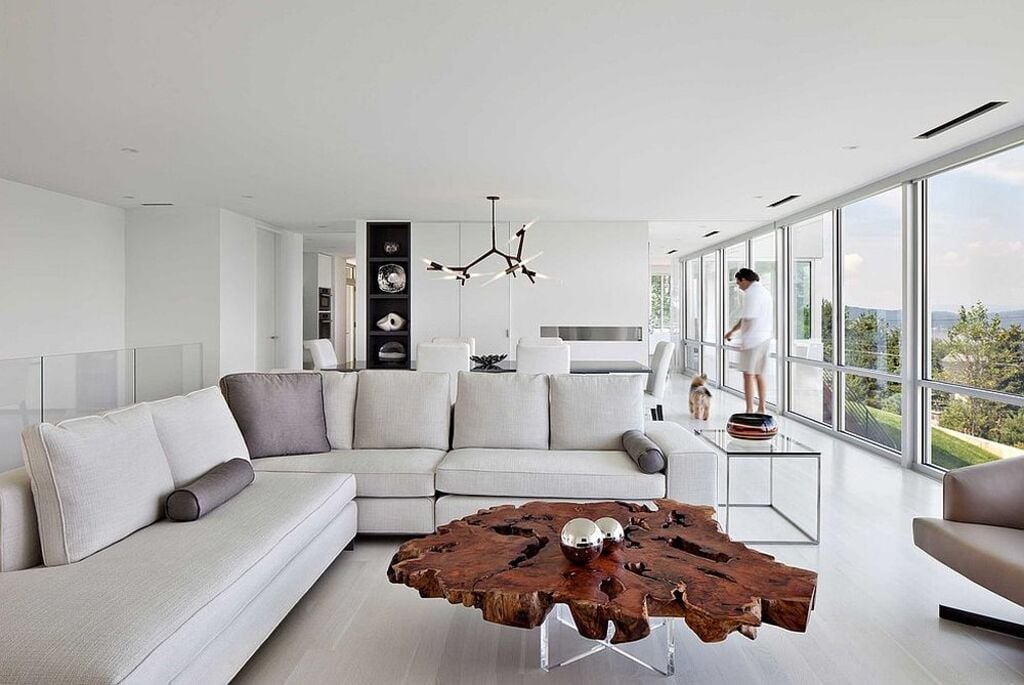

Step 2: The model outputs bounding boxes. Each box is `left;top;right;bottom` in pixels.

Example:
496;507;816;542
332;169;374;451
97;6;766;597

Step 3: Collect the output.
388;500;817;644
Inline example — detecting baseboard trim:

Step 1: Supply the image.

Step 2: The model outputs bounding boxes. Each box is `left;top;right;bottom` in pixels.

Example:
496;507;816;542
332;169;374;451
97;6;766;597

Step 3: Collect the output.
939;605;1024;639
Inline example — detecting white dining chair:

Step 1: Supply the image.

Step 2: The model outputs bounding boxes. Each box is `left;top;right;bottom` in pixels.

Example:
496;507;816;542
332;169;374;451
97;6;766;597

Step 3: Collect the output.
303;339;339;370
645;341;675;421
518;336;564;346
432;337;476;356
516;343;570;375
417;342;471;403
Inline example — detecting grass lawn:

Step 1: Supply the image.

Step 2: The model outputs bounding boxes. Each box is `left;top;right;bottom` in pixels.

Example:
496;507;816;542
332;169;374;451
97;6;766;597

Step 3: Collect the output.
863;406;1000;470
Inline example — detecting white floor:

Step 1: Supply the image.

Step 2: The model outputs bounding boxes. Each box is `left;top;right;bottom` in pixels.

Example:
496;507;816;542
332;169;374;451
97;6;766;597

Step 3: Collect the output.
233;374;1024;685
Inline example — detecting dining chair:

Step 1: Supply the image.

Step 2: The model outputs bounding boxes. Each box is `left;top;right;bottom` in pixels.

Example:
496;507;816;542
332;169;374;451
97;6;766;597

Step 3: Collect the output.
303;339;339;370
417;342;471;403
645;341;675;420
516;343;570;375
518;336;563;346
432;337;476;355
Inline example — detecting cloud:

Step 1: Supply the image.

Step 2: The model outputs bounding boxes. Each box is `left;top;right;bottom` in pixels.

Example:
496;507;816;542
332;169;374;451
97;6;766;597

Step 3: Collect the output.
844;252;864;274
961;150;1024;187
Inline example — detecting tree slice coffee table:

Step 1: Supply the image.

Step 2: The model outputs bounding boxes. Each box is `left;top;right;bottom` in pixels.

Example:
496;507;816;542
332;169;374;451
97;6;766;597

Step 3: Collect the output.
387;499;817;676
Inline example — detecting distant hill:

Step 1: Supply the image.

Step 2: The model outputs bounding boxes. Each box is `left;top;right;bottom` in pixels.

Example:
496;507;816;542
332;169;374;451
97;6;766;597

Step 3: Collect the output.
844;306;1024;337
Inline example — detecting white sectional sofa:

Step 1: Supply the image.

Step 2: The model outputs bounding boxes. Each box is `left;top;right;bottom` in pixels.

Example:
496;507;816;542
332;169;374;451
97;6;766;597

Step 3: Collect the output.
0;369;716;684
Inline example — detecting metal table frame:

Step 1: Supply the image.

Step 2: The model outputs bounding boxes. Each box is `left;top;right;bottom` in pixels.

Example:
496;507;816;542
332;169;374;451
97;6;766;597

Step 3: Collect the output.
696;429;821;545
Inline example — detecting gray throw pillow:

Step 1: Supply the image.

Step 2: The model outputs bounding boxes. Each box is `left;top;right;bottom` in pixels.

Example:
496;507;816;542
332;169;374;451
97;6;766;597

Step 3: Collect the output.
622;429;666;474
165;458;254;521
220;373;331;458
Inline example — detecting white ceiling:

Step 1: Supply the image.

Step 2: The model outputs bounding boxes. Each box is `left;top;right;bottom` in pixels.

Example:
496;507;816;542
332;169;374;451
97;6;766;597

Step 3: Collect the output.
2;1;1023;255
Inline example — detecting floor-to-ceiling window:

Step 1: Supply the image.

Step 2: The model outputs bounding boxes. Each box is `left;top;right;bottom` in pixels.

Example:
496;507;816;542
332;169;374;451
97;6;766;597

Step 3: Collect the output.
752;232;779;406
723;242;748;391
701;252;719;383
683;258;701;374
923;144;1024;470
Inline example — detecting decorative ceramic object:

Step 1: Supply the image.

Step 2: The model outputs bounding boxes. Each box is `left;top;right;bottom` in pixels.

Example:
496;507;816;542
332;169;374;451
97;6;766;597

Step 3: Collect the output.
376;312;406;332
726;412;779;441
377;264;407;293
594;517;625;554
378;341;407;362
559;518;604;566
470;353;508;371
383;240;400;255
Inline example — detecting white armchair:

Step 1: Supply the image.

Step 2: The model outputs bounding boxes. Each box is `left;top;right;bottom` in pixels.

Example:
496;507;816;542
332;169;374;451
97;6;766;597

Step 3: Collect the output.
516;343;570;375
303;339;338;370
417;342;471;403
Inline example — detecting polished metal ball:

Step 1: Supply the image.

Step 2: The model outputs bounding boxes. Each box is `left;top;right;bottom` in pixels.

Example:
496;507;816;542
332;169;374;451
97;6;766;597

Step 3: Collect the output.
559;518;603;565
594;517;625;554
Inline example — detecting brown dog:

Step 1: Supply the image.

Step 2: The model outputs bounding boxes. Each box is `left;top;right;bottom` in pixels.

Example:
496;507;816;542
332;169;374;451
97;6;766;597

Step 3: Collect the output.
689;374;712;420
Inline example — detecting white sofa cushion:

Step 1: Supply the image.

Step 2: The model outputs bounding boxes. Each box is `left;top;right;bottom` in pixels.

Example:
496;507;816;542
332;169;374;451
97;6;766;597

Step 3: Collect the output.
354;370;450;450
322;371;358;449
252;448;444;497
149;386;250;487
549;374;645;450
20;404;174;566
0;471;355;684
436;448;665;499
453;372;549;449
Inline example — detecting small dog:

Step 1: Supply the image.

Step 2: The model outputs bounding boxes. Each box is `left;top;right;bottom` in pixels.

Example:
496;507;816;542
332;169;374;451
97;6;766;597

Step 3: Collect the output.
689;374;712;421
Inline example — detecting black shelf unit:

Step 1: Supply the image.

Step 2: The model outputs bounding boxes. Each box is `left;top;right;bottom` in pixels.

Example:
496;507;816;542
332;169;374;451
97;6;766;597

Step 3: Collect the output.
366;222;412;369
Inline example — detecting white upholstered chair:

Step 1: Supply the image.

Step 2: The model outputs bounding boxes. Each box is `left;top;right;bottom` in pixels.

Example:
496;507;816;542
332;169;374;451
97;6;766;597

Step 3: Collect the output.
645;341;675;420
417;342;471;402
518;336;563;346
303;339;338;370
432;337;476;356
516;343;570;375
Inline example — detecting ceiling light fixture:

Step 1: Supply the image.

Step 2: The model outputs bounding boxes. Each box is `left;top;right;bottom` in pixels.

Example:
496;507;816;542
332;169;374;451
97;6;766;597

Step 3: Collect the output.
424;196;543;286
122;195;135;200
140;202;174;207
916;101;1007;139
666;249;678;255
767;194;800;208
120;147;139;154
703;230;720;238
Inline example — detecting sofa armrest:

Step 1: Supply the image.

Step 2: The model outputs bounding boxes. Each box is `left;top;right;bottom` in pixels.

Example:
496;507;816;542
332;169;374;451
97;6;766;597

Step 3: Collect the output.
0;467;42;572
643;422;718;507
943;455;1024;530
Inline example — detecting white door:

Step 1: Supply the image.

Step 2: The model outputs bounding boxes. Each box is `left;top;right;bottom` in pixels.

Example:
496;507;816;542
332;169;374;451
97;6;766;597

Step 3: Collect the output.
459;222;511;357
255;229;278;371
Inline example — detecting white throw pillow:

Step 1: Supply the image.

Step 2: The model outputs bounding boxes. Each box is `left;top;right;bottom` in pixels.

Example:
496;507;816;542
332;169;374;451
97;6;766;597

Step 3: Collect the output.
149;386;250;487
353;370;450;450
453;372;549;449
322;372;358;450
549;374;645;450
21;403;174;566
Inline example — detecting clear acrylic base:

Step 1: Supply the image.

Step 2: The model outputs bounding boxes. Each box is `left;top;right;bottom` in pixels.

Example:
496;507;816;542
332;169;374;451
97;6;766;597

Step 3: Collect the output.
539;604;675;676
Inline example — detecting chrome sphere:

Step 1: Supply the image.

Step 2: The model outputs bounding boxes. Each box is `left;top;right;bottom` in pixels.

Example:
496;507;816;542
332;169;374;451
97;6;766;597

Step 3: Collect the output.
594;517;625;554
559;518;603;565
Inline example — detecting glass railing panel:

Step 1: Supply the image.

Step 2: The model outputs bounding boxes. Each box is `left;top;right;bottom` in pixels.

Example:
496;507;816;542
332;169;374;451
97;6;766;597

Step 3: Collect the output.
134;343;204;402
42;349;135;425
0;356;42;472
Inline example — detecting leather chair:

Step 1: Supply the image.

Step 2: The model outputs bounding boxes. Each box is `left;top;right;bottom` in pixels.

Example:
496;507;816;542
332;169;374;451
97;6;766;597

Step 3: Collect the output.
913;455;1024;638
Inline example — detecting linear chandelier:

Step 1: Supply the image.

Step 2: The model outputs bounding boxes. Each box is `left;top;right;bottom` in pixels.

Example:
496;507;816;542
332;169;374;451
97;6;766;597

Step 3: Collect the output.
424;196;545;286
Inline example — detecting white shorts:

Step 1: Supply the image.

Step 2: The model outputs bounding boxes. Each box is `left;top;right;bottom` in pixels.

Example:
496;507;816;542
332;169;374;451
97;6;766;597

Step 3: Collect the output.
738;341;770;375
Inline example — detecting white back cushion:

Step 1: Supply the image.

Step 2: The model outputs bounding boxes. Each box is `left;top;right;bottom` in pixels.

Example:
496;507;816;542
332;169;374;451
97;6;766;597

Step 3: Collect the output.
516;343;570;375
453;372;549;449
323;371;358;449
21;404;174;566
149;387;249;487
354;370;451;450
549;374;645;450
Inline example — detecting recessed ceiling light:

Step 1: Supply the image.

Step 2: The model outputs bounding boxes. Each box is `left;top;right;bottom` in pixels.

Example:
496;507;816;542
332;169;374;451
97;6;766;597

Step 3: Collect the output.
841;145;860;150
120;147;139;154
241;194;255;199
140;202;174;207
703;230;720;238
666;249;678;255
753;195;764;199
916;101;1007;139
122;195;135;200
767;194;801;208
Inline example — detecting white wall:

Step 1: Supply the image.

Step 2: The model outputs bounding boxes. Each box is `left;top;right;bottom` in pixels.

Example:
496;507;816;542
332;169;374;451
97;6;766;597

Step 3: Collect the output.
219;209;257;376
275;230;304;370
0;178;126;359
125;207;221;386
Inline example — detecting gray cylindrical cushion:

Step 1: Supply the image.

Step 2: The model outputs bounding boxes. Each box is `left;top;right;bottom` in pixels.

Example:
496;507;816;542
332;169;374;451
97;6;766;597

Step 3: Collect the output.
622;429;666;474
165;458;255;522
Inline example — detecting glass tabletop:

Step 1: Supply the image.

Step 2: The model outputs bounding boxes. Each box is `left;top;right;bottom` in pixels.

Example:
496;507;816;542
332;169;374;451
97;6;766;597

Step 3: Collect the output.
695;429;820;456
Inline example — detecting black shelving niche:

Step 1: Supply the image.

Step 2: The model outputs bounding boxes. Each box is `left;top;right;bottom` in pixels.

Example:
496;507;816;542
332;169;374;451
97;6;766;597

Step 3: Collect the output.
366;222;412;369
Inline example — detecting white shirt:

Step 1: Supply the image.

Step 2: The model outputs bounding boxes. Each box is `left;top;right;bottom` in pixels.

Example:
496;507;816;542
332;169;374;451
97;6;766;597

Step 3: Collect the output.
739;281;772;349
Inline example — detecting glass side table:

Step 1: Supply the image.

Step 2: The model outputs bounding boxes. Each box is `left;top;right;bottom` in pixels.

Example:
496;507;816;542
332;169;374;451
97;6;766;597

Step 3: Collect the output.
696;429;821;545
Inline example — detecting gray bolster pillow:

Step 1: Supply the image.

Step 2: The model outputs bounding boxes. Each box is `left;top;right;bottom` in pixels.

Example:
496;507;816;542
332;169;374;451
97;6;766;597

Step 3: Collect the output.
166;458;255;522
622;429;666;474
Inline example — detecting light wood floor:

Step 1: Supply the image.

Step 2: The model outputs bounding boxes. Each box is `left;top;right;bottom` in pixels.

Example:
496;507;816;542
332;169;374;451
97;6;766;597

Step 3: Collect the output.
234;375;1024;685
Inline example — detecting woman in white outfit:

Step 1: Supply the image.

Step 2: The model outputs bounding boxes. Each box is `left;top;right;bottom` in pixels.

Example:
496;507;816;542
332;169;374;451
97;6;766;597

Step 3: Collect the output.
724;267;772;414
